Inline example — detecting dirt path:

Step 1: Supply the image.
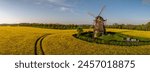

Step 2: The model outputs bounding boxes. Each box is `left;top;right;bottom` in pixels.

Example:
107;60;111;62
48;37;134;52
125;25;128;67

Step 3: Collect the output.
34;34;51;55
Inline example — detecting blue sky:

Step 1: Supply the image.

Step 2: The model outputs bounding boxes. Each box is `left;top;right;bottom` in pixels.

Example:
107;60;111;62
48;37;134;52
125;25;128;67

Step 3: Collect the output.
0;0;150;24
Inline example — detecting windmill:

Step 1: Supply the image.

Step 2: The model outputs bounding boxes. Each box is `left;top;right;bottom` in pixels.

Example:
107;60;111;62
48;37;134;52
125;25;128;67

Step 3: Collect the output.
88;6;107;38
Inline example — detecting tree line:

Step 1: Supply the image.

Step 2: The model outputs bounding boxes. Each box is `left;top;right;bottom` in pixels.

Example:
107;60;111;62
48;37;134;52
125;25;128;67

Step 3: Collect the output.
106;22;150;31
0;22;150;31
0;23;92;29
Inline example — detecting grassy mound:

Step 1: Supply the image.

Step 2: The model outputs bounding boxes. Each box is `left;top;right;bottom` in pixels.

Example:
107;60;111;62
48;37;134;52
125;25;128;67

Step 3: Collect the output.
73;31;150;46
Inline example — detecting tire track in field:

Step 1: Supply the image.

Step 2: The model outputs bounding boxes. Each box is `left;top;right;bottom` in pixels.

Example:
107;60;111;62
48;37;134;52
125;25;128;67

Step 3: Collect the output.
34;34;51;55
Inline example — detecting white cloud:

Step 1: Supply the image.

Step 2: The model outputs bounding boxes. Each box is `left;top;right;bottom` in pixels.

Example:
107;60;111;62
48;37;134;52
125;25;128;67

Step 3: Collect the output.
60;7;69;11
59;7;75;14
35;2;41;5
23;0;77;14
142;0;150;4
46;0;75;13
47;0;65;3
47;0;71;7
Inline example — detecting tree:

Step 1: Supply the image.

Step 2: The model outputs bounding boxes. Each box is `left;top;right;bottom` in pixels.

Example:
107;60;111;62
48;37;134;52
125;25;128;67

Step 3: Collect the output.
146;22;150;31
77;27;83;36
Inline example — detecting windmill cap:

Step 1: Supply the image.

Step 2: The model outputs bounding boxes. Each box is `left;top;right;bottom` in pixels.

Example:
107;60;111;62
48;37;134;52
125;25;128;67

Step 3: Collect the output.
96;16;105;21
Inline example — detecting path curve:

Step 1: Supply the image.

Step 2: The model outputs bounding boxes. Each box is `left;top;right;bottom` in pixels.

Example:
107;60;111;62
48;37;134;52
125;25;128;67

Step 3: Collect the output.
34;34;51;55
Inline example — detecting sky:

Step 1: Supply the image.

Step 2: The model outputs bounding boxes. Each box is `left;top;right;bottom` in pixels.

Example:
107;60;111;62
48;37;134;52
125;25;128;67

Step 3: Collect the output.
0;0;150;24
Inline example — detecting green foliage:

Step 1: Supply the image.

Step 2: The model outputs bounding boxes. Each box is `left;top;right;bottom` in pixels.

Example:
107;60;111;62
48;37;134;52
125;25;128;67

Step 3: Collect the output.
73;32;150;46
98;33;124;41
0;23;91;30
77;27;83;36
1;21;150;31
106;22;150;31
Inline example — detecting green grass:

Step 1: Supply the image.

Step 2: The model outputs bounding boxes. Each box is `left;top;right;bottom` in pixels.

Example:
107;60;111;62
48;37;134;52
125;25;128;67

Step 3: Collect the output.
99;33;124;41
74;31;150;46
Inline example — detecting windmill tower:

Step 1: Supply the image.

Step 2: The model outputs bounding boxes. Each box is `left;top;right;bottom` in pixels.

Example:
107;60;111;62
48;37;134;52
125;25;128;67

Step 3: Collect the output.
89;6;107;38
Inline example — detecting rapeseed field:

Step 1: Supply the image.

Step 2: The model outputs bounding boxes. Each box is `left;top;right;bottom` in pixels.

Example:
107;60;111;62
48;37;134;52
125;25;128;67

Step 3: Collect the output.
0;26;150;55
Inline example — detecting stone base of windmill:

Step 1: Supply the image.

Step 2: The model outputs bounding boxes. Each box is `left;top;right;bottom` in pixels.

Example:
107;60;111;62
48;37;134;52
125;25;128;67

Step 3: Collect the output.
94;31;106;38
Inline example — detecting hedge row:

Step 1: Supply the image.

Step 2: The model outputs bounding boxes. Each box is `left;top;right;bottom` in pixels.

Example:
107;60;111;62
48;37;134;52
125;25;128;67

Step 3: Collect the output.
73;32;150;46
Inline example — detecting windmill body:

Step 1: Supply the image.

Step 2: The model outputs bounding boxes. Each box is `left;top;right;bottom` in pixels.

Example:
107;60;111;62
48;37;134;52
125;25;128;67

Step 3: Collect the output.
94;16;106;38
92;6;106;38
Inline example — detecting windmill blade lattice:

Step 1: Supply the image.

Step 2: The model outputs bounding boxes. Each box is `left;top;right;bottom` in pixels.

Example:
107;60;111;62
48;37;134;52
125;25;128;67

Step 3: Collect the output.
98;6;105;16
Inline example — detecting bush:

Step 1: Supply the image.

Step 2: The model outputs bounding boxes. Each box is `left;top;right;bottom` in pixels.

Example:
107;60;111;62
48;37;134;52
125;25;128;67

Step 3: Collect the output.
73;32;150;46
77;27;83;37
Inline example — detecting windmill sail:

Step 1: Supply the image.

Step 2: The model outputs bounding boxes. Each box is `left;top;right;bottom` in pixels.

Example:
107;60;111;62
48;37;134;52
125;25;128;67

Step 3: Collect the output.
88;12;96;18
98;6;105;16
